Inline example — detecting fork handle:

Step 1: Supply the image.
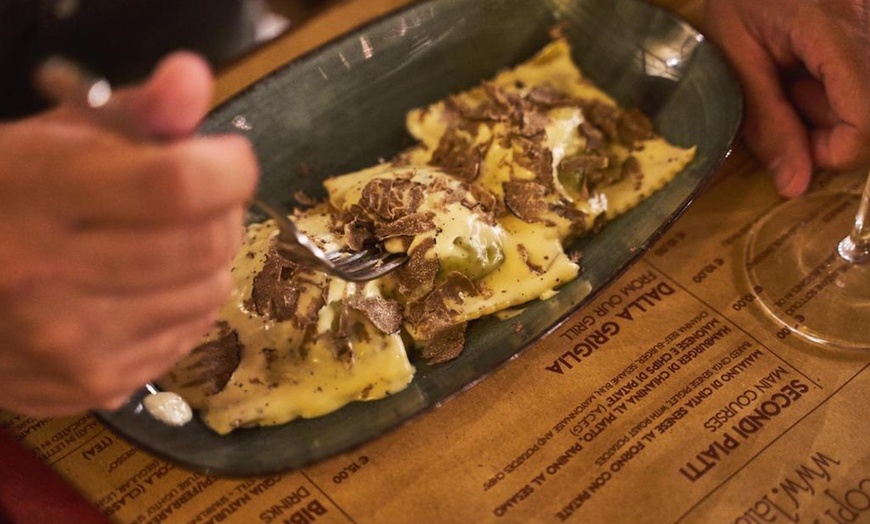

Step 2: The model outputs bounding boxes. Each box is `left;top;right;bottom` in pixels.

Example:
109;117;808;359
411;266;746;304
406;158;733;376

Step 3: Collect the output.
33;56;150;140
250;198;329;263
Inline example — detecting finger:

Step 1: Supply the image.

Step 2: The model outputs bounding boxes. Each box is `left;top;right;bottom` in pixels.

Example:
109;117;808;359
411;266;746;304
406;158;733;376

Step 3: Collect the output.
706;0;813;197
0;376;108;417
743;113;813;198
787;76;839;129
62;207;244;292
118;313;219;386
12;268;231;362
742;83;813;197
0;386;89;417
101;267;233;340
91;313;219;411
0;311;218;416
51;133;258;224
722;22;814;196
113;51;214;140
811;125;870;172
0;357;103;416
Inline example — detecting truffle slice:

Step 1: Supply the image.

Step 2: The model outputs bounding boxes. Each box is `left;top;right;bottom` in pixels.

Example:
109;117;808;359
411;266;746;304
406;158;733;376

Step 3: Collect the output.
160;322;242;402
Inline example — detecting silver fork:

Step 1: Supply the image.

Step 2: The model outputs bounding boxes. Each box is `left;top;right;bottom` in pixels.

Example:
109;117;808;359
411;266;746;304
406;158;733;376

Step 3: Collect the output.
34;56;408;281
250;198;407;281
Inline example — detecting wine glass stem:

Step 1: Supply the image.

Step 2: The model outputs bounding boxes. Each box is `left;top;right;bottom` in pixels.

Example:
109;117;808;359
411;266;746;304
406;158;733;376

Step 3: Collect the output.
838;170;870;264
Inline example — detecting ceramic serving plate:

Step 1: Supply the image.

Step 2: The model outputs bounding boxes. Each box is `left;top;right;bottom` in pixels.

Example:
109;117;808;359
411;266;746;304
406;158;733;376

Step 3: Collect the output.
98;0;742;476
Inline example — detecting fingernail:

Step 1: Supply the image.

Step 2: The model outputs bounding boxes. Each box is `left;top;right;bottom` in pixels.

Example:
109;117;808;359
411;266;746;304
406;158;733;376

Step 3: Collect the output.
771;159;810;198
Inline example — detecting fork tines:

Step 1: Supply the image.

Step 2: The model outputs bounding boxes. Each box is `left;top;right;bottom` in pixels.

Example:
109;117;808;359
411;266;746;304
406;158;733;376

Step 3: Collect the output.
326;249;408;282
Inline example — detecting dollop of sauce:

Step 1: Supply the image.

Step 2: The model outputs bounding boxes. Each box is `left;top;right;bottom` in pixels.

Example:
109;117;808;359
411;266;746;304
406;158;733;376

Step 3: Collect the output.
143;392;193;426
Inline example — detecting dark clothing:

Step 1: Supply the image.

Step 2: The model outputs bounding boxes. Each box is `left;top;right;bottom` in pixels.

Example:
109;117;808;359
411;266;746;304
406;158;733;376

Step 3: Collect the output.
0;0;257;119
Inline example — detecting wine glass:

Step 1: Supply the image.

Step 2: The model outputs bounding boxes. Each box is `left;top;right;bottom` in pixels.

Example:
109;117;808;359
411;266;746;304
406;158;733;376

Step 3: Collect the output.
743;170;870;350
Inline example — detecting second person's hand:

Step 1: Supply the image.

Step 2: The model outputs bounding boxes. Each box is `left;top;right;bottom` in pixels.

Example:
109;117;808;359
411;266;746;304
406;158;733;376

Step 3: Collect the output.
705;0;870;198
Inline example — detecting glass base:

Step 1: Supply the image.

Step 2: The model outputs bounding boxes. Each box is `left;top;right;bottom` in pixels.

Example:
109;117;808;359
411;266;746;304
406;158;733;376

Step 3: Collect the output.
744;192;870;351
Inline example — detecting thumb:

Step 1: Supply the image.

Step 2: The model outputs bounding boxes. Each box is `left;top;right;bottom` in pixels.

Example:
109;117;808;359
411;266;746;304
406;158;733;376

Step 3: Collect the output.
117;51;214;140
724;15;813;197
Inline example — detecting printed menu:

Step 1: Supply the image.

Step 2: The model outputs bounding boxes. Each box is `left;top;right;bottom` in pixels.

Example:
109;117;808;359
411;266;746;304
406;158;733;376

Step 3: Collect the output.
2;148;868;524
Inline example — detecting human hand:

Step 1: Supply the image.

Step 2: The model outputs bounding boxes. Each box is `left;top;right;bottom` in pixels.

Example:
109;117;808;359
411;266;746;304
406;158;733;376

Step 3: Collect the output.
0;52;259;416
705;0;870;197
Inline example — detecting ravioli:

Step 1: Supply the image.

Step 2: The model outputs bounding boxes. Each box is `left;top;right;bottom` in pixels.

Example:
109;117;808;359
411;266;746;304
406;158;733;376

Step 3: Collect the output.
157;38;695;433
158;219;415;434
